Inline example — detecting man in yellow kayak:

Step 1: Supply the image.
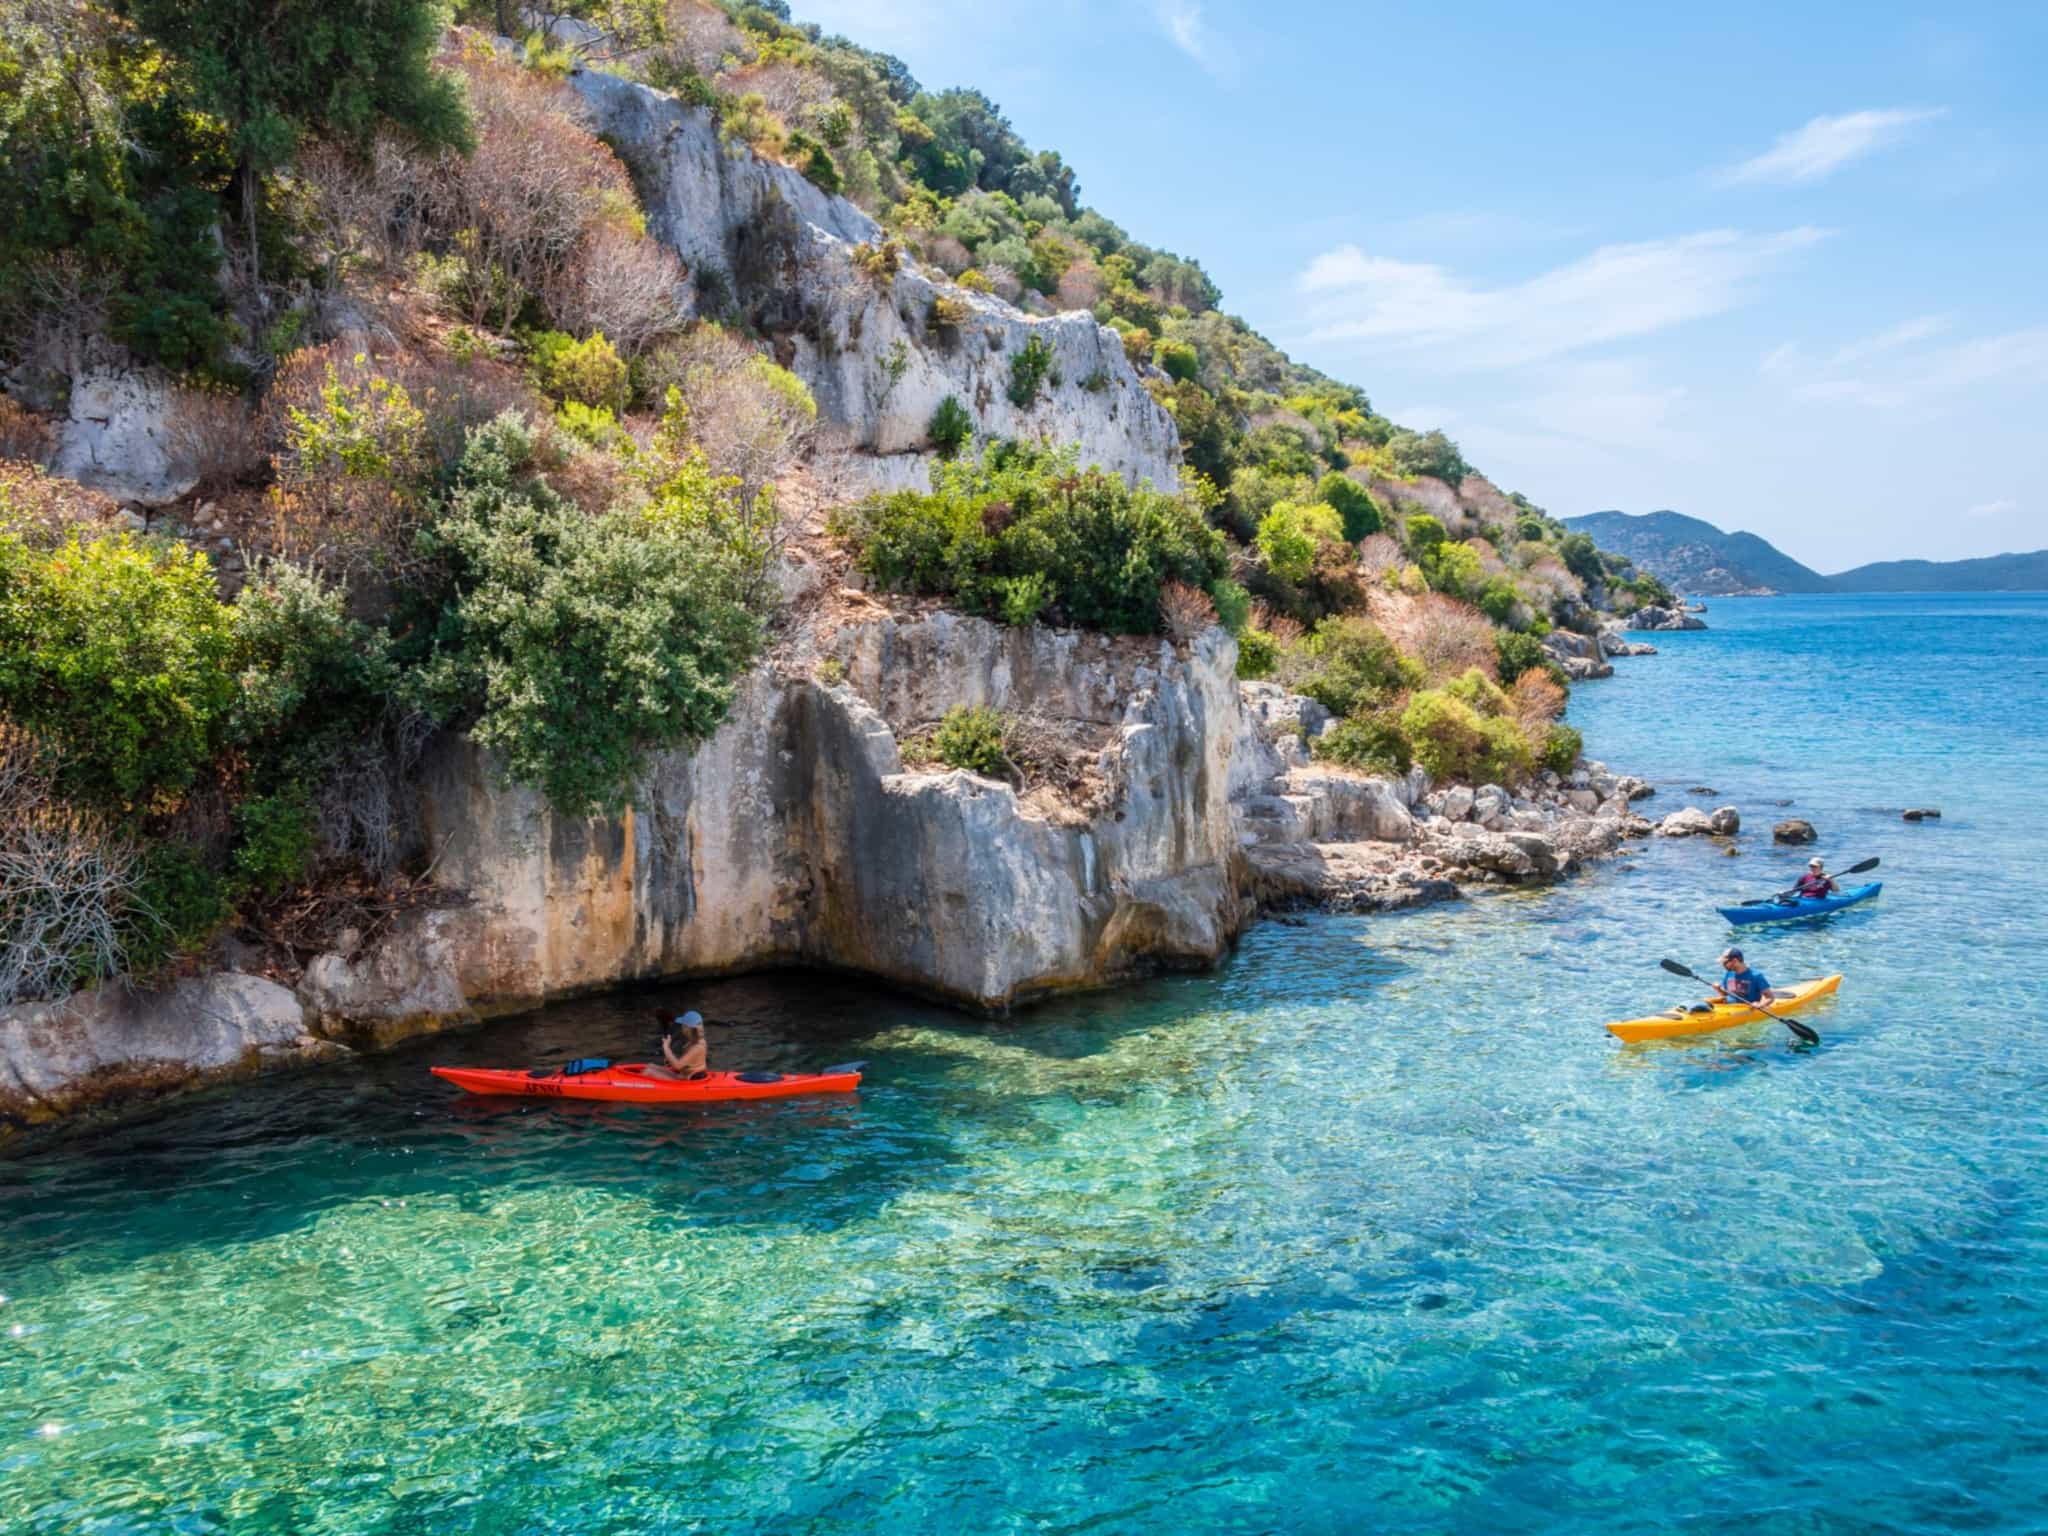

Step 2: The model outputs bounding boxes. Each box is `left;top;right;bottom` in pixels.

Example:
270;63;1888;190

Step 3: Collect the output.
1715;948;1779;1005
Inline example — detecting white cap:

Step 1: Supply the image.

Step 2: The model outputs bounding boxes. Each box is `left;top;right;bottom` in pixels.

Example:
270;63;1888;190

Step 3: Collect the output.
1808;857;1824;868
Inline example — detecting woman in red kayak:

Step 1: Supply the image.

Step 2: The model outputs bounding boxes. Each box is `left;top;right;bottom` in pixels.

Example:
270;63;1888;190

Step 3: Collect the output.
646;1011;710;1080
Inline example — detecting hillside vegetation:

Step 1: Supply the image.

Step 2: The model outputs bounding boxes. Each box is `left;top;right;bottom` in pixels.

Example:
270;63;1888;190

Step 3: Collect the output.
0;0;1659;1008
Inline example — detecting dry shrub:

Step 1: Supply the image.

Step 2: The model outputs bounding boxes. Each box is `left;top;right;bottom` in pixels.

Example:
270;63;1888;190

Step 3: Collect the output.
0;398;54;465
649;0;749;76
1160;579;1217;642
268;340;542;477
982;264;1023;303
295;135;425;286
1467;536;1507;578
0;461;118;546
1357;531;1401;580
0;722;142;1005
423;44;640;329
1055;258;1104;313
541;223;689;356
2;250;121;383
164;385;270;497
645;325;816;511
922;235;972;276
1374;589;1497;683
1510;668;1566;733
1520;553;1578;602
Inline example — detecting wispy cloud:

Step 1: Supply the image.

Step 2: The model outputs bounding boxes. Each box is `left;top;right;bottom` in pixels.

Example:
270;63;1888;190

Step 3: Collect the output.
1153;0;1234;81
1296;228;1827;370
1968;497;2018;521
1720;108;1945;185
1766;320;2048;409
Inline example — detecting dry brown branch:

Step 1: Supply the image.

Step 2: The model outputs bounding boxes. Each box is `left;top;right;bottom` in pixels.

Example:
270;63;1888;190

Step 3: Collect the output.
541;223;690;355
164;385;270;498
1160;579;1217;642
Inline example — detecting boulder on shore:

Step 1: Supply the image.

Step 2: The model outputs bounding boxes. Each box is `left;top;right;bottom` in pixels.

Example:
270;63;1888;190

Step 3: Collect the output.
1628;605;1708;633
1658;805;1741;838
1708;805;1740;835
1773;819;1817;843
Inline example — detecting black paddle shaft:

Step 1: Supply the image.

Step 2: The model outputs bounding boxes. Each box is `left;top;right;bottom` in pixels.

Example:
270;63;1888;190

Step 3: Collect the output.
1659;958;1821;1046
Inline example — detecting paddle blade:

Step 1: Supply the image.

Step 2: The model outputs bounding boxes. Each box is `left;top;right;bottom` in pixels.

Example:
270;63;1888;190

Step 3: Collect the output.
1842;857;1880;875
1784;1018;1820;1046
1659;958;1697;980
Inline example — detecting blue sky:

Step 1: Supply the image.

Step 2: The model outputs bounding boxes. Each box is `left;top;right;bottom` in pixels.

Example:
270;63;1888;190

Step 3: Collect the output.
799;0;2046;569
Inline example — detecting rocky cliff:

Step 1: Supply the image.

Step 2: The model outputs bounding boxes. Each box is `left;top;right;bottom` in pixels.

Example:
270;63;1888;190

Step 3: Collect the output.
569;67;1179;498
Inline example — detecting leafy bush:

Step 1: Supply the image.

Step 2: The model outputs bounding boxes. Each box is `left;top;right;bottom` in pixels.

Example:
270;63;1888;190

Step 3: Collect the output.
528;330;629;411
1314;712;1413;777
0;530;237;814
1154;339;1198;383
927;705;1012;778
833;444;1230;634
1384;428;1469;483
1444;666;1509;718
928;395;975;456
407;414;764;816
228;789;319;904
850;240;902;282
122;844;229;983
1476;574;1522;626
556;400;623;448
1555;532;1604;586
1317;472;1383;542
1476;715;1537;786
1494;630;1553;686
1404;513;1447;556
1400;689;1486;783
1541;722;1584;776
1208;578;1251;635
1007;334;1057;407
1294;617;1421;718
1236;627;1279;679
994;571;1051;627
957;268;994;294
1255;501;1344;584
928;292;971;333
785;130;842;193
1423;539;1483;599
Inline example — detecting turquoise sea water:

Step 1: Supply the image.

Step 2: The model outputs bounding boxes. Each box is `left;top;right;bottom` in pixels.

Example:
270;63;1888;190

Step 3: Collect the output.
4;593;2046;1534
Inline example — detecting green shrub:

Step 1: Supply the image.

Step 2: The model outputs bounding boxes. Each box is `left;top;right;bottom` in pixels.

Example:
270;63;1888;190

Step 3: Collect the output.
928;705;1012;777
1444;666;1509;718
1541;721;1584;776
1317;472;1384;542
1255;501;1344;584
229;560;397;790
1476;574;1521;625
785;130;842;193
1494;630;1552;685
1477;715;1537;786
1296;616;1422;717
1404;514;1447;556
1007;334;1058;407
957;268;994;294
1385;428;1469;483
1555;532;1604;585
285;360;429;484
1314;712;1414;777
556;400;624;449
1154;339;1198;383
929;292;971;333
528;330;629;411
928;395;975;456
1236;627;1279;679
408;414;764;816
833;444;1229;635
1400;689;1486;783
229;789;319;904
1423;539;1483;599
0;530;237;814
994;572;1051;627
1208;578;1252;635
123;845;229;982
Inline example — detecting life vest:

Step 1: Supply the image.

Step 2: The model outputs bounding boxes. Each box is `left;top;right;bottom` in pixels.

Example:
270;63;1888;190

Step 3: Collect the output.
1795;874;1832;898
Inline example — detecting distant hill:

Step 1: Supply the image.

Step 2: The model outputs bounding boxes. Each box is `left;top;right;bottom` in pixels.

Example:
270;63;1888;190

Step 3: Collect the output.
1562;511;1831;595
1830;550;2048;592
1563;511;2048;594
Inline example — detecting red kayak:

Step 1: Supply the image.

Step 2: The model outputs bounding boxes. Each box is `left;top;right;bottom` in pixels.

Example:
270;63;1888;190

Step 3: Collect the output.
431;1061;863;1103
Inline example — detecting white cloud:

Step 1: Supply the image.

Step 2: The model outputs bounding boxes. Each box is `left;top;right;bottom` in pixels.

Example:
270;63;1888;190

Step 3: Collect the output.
1772;321;2048;410
1154;0;1235;81
1720;108;1945;185
1296;228;1827;370
1967;497;2017;520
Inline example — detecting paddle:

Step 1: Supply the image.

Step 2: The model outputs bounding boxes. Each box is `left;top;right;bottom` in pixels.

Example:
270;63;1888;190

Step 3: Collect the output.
1660;958;1820;1045
1740;855;1880;906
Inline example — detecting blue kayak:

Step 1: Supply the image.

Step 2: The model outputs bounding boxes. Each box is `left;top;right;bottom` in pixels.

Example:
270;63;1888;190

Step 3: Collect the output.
1718;881;1882;926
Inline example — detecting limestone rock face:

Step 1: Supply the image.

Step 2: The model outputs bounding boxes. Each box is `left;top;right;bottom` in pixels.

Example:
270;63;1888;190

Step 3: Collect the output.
0;974;322;1131
569;68;1178;497
306;619;1250;1019
1628;605;1708;633
50;367;196;506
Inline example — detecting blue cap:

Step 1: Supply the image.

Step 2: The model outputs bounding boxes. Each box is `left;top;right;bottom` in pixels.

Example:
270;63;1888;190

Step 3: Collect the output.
678;1011;704;1029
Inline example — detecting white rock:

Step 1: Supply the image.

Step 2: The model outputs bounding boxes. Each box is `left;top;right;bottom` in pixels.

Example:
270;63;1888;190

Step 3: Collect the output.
50;367;198;506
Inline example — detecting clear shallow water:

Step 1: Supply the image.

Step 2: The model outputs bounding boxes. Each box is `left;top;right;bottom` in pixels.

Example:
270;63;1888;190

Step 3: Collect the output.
4;593;2047;1534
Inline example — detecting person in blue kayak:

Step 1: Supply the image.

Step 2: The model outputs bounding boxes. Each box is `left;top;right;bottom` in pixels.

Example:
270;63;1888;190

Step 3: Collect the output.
646;1011;710;1080
1715;948;1779;1005
1790;857;1839;900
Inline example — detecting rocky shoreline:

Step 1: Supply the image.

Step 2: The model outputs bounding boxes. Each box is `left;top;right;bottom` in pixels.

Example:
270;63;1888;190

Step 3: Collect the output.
0;613;1672;1141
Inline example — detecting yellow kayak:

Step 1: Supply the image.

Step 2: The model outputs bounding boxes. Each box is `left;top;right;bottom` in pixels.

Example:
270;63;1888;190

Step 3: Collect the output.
1605;974;1843;1042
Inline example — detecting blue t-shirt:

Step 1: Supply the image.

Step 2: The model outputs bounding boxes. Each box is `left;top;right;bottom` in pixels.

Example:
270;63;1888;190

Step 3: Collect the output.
1722;967;1770;1002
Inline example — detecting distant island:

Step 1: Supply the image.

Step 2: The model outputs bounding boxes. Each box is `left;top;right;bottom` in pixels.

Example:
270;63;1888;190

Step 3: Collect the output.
1563;511;2048;595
